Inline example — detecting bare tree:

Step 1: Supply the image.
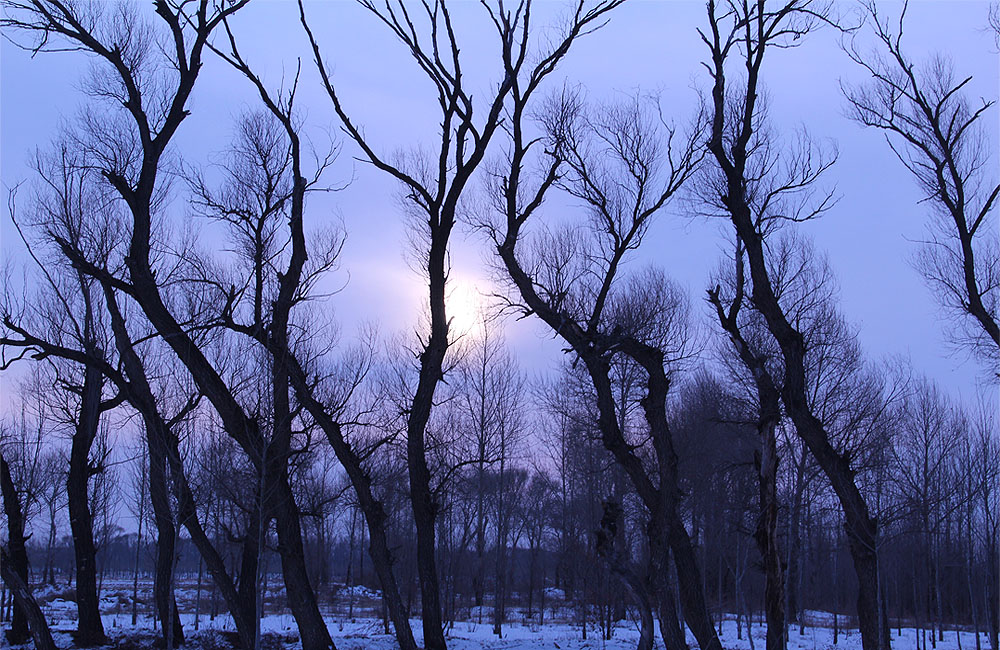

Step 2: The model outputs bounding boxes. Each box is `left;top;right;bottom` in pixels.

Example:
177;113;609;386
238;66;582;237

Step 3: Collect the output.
1;165;126;645
0;433;36;645
183;92;340;649
300;2;623;646
708;237;786;650
844;1;1000;375
0;3;364;649
127;441;149;628
3;2;995;645
698;2;897;649
192;24;441;645
520;470;556;623
486;84;719;650
38;450;64;587
1;142;216;646
891;377;963;646
454;314;525;635
460;317;503;616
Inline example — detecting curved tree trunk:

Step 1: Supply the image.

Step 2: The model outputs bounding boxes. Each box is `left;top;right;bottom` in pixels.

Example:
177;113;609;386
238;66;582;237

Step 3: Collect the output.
281;350;418;650
703;11;891;644
625;348;723;650
495;231;724;650
269;351;335;650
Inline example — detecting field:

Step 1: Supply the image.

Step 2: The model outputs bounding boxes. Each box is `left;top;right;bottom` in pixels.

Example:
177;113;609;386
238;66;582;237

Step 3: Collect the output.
5;577;988;650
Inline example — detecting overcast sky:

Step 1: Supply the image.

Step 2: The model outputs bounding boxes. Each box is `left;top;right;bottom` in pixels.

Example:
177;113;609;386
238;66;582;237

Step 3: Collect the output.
2;0;997;408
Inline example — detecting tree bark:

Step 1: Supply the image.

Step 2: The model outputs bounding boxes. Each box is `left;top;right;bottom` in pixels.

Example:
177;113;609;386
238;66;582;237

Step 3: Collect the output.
405;230;451;650
279;349;418;650
756;421;786;650
623;347;723;650
0;546;56;650
268;341;335;650
67;363;107;646
284;358;418;650
272;474;335;650
0;453;30;645
149;439;184;646
647;522;685;650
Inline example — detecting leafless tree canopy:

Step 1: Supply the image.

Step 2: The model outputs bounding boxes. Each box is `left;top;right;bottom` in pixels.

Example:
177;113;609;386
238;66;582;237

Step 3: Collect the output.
844;1;999;374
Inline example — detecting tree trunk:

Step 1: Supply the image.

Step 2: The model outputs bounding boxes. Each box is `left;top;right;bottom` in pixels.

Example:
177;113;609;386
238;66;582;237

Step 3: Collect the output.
149;441;184;647
709;277;785;650
267;308;336;650
986;532;999;650
584;349;723;650
282;346;418;650
0;453;30;645
756;422;786;650
410;472;446;649
725;199;890;650
648;529;686;650
404;228;451;650
105;286;259;649
495;170;723;650
177;439;257;650
0;547;56;650
131;480;143;627
67;363;107;646
704;19;892;649
273;473;335;650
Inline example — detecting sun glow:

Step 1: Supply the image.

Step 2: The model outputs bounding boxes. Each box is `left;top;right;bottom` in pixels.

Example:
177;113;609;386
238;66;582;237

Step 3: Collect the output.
446;275;488;337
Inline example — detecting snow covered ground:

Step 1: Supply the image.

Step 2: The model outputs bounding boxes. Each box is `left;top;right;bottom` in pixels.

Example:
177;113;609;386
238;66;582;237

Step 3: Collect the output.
8;613;990;650
7;580;988;649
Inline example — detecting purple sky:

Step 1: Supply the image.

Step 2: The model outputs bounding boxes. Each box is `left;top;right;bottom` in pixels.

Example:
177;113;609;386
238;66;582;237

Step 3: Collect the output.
2;0;997;409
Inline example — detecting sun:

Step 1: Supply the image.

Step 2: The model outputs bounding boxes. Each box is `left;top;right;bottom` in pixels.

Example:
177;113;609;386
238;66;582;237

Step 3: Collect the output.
446;275;487;337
